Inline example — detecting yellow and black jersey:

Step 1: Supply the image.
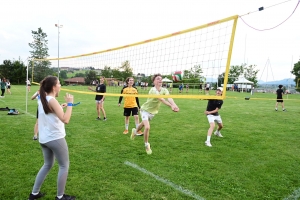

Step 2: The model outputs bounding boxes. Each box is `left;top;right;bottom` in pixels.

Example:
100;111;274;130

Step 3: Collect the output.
118;86;140;108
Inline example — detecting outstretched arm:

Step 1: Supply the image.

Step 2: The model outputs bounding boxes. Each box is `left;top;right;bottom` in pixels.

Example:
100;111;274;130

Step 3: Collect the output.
158;98;179;112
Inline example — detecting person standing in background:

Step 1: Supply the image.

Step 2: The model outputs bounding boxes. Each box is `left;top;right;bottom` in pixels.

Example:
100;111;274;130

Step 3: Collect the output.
0;78;6;97
118;77;143;135
26;79;31;92
6;79;11;95
88;76;107;121
275;85;286;111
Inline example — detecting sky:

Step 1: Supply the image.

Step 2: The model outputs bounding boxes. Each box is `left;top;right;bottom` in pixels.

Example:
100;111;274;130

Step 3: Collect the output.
0;0;300;81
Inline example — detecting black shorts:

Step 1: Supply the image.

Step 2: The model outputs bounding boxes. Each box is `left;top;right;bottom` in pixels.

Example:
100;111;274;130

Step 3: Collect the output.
7;86;11;89
27;84;31;86
123;107;138;116
277;99;283;102
206;87;210;91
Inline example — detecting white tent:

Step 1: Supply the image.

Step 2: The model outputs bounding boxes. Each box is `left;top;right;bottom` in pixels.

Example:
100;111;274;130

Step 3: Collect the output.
162;77;173;82
234;77;253;93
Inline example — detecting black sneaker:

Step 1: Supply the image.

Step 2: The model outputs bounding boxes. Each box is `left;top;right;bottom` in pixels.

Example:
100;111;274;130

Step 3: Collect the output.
103;117;107;121
33;136;38;140
55;194;76;200
96;117;101;120
28;192;45;200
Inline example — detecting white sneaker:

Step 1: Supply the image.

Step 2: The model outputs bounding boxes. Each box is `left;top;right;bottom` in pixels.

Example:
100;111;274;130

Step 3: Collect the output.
145;143;152;154
205;141;212;147
214;131;223;137
130;128;136;140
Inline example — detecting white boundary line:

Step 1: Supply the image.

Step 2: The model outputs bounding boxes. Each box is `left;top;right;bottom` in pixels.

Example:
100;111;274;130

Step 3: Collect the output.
124;161;205;200
283;188;300;200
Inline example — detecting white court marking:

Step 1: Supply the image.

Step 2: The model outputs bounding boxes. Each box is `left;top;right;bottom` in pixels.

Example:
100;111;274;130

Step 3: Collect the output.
124;161;205;200
283;188;300;200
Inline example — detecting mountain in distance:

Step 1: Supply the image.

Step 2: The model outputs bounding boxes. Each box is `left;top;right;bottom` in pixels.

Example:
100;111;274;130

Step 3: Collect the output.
258;78;295;86
204;77;296;86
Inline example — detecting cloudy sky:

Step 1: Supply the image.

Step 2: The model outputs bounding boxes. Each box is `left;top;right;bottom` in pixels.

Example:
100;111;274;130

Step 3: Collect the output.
1;0;299;81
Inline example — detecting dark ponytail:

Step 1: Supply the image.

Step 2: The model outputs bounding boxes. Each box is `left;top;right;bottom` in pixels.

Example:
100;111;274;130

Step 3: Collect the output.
39;76;58;114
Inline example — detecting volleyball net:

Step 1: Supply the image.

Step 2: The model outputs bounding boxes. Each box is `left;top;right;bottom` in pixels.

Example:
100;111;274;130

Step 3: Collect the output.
31;15;238;99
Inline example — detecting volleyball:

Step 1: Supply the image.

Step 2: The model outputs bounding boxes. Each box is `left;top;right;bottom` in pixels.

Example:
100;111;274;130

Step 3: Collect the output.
172;71;183;82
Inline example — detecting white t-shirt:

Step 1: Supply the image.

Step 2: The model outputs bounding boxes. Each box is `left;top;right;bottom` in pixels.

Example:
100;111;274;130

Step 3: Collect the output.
38;96;65;143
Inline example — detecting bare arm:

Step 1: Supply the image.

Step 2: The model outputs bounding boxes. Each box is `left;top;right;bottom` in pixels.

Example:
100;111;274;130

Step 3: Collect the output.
158;98;179;112
48;93;74;124
31;91;39;100
204;108;219;115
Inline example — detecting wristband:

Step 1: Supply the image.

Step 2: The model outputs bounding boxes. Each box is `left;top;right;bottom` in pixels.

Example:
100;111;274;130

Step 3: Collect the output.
67;102;81;107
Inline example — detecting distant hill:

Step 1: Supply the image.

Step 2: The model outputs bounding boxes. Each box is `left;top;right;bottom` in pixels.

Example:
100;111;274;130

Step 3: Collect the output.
258;78;295;86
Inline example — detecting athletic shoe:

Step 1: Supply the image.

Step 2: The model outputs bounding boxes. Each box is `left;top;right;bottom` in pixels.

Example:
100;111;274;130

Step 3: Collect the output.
55;194;76;200
123;130;128;134
28;192;45;200
145;143;152;155
214;131;223;138
103;117;107;121
275;108;278;111
205;141;212;147
96;117;101;120
283;109;286;111
136;130;143;136
33;136;38;140
130;128;136;140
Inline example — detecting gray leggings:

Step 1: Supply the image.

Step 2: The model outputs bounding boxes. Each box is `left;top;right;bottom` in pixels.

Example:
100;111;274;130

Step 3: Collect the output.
32;138;69;196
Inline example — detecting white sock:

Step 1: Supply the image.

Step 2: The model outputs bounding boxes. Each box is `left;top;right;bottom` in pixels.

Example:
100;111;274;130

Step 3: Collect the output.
135;123;139;129
125;124;128;130
57;195;63;199
145;142;149;147
32;192;39;195
206;136;211;142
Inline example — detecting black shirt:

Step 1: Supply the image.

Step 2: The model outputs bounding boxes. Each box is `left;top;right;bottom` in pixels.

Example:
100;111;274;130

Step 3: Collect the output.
95;84;106;101
206;100;223;116
276;88;283;99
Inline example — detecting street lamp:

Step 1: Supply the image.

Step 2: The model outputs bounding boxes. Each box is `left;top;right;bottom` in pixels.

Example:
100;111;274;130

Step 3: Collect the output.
55;22;63;80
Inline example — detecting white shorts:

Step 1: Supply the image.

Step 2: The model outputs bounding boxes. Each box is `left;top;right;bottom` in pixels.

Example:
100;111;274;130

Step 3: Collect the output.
96;100;104;104
141;110;155;121
207;114;222;124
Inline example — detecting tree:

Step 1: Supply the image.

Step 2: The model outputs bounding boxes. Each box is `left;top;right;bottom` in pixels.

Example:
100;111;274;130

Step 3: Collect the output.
0;59;27;84
85;70;97;85
74;73;85;77
118;60;133;80
183;64;203;79
227;65;244;83
244;65;259;87
218;64;259;87
291;59;300;90
59;70;68;79
100;66;113;78
28;27;53;83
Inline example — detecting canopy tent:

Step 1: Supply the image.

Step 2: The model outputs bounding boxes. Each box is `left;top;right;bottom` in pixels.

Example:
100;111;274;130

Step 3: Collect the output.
234;77;253;93
162;77;173;82
234;77;253;84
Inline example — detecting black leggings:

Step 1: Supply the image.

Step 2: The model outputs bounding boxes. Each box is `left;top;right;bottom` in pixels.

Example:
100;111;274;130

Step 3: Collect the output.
1;89;4;96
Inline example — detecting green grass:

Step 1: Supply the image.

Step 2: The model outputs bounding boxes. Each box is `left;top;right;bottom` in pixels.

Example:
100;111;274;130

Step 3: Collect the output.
0;85;300;200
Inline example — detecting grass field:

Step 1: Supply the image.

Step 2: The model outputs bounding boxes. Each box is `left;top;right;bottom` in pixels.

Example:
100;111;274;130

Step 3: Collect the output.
0;85;300;200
